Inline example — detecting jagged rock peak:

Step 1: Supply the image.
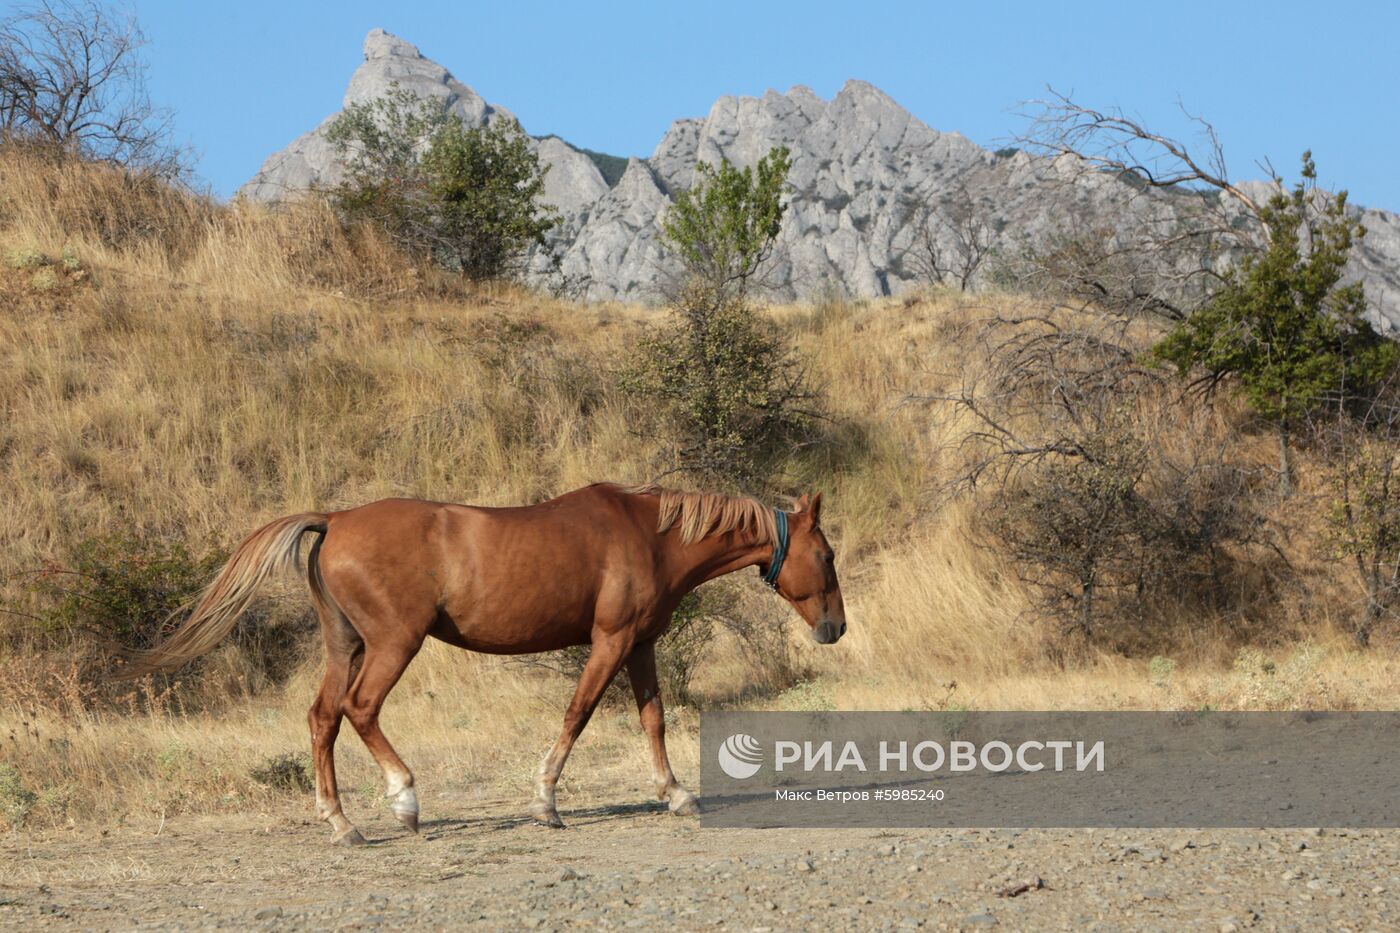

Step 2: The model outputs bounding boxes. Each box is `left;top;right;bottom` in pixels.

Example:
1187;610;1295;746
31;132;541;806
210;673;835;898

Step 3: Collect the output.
239;30;1400;328
240;29;604;214
363;27;420;60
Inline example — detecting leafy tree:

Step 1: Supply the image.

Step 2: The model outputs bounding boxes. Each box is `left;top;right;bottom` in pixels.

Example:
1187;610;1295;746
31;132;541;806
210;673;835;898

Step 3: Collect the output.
325;87;556;281
323;88;447;233
422;116;555;280
628;147;815;490
1152;154;1397;494
661;146;792;298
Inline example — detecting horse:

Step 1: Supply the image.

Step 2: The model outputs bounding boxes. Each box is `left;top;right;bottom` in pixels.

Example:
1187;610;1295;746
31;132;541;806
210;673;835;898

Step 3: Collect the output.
129;482;847;844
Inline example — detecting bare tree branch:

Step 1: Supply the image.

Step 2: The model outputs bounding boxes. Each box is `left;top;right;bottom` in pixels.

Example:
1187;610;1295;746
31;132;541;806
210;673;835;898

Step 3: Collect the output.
901;184;1003;292
1002;89;1292;323
1019;89;1270;229
0;0;183;176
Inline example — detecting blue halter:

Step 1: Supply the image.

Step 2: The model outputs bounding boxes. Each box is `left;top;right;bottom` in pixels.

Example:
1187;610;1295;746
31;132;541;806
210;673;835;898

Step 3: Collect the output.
762;508;789;589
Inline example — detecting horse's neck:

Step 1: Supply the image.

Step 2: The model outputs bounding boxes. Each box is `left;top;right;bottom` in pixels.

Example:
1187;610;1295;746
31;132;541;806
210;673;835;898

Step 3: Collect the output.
665;529;772;593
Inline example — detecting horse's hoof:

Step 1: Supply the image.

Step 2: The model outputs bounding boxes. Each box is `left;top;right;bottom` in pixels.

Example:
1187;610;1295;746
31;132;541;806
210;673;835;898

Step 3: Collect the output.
393;808;420;834
332;828;367;846
529;802;565;829
669;790;700;817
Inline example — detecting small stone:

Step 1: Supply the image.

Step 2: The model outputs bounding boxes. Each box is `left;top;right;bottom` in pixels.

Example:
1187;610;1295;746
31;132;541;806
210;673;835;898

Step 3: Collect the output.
1372;885;1387;895
1294;841;1308;851
907;864;922;873
1140;849;1164;862
876;844;896;856
962;913;997;927
764;901;777;911
795;859;814;873
1219;923;1238;933
254;907;283;920
1169;838;1194;853
559;867;583;882
1281;870;1298;882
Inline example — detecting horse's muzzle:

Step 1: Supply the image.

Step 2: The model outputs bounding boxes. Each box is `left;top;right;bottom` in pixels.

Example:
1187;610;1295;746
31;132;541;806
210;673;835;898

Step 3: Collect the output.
811;619;846;645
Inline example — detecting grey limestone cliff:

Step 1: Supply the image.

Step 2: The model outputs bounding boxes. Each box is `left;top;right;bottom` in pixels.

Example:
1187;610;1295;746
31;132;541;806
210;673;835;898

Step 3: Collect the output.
241;30;1400;329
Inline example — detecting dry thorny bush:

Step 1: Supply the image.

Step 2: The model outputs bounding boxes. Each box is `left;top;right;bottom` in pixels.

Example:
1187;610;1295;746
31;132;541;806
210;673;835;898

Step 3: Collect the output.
921;300;1282;657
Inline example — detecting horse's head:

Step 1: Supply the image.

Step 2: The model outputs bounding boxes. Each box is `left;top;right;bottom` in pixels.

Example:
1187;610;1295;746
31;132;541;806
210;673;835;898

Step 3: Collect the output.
766;493;847;645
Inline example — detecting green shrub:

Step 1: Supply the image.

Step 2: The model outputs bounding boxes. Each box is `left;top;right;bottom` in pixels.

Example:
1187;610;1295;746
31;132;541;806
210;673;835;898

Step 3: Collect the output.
776;680;835;711
5;245;47;268
29;266;58;290
1148;655;1176;687
620;286;816;489
156;742;194;779
984;418;1262;647
26;526;225;654
325;87;557;281
250;753;314;794
7;526;311;709
0;764;38;828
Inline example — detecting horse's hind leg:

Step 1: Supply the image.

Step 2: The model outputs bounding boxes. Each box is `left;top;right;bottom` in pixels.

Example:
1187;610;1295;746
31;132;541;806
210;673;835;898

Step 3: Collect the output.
343;637;423;834
625;640;698;816
308;596;366;844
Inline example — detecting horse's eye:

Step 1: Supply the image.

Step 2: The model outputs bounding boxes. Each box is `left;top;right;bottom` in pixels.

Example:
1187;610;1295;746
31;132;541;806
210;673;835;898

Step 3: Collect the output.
824;552;835;565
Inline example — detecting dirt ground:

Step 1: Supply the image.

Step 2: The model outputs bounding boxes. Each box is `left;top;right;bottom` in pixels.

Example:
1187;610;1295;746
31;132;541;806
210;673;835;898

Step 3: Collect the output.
3;777;1398;932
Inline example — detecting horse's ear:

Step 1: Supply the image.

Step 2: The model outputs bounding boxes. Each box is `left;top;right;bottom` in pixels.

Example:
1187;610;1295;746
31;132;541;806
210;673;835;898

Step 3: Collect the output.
794;493;811;512
809;492;822;526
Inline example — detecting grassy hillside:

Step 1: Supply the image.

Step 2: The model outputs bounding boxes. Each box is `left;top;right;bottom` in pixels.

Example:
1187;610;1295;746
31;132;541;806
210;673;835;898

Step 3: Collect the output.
2;146;1396;830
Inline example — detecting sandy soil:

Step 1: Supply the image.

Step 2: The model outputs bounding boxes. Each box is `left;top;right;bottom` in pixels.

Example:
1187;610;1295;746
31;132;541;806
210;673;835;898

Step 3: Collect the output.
3;780;1398;931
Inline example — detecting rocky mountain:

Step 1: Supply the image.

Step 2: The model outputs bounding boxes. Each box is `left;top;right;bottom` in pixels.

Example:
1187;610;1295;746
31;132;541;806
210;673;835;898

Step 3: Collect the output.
241;30;1400;331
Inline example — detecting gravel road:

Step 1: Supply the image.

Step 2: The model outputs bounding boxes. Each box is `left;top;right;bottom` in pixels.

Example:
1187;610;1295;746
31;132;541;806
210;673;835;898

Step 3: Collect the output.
3;784;1398;931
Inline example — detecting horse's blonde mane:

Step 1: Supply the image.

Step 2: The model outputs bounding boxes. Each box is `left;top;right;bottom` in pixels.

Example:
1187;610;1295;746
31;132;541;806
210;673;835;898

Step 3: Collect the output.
619;484;777;545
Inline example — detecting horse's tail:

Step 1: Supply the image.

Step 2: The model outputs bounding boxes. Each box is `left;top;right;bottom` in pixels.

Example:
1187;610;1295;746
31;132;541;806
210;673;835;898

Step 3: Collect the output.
121;513;328;678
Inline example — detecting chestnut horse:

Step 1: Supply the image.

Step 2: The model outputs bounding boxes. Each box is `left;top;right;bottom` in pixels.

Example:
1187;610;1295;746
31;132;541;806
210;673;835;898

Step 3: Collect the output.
132;483;846;844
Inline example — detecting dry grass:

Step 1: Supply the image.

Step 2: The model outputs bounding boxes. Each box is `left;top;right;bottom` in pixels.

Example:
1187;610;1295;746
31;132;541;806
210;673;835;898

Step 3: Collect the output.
3;146;1398;831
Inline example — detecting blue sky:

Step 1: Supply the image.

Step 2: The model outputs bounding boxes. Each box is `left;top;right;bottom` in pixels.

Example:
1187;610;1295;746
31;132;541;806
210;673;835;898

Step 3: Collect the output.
129;0;1398;207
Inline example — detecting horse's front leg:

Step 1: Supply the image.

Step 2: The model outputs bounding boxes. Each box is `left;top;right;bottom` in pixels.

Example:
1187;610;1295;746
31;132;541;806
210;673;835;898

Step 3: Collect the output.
625;639;699;816
530;630;631;828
